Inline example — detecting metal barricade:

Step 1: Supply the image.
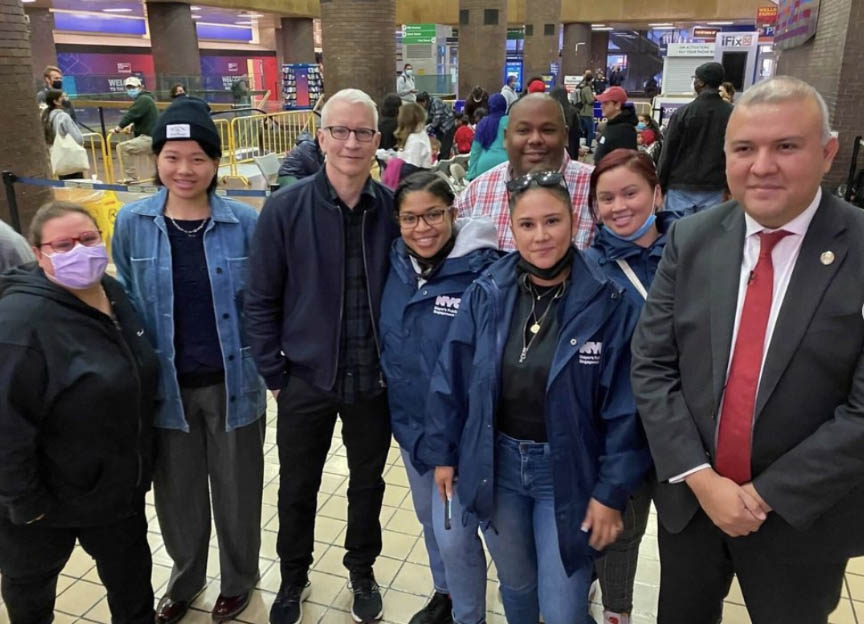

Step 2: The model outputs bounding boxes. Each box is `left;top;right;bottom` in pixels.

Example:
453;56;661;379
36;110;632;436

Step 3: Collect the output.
228;111;315;176
214;118;234;172
80;132;111;183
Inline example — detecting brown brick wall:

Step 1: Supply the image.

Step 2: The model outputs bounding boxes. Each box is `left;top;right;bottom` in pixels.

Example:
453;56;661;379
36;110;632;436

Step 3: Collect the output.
24;7;57;91
776;0;860;188
561;22;591;81
458;0;508;99
0;0;51;230
279;17;316;65
320;0;396;108
146;2;202;91
522;0;561;83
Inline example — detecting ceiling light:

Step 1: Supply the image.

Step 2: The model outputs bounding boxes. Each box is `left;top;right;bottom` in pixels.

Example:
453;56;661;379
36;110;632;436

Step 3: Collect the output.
21;0;36;3
652;26;676;30
706;21;734;25
192;15;201;19
649;23;673;26
592;26;613;31
190;5;201;10
103;8;133;12
591;24;606;27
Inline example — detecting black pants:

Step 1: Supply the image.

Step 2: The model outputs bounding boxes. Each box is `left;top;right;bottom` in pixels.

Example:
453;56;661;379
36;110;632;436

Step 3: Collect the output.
275;375;391;587
657;508;846;624
0;511;153;624
436;127;456;161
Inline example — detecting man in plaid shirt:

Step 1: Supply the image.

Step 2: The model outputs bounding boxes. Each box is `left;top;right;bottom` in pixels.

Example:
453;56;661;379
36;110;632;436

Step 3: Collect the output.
455;94;595;251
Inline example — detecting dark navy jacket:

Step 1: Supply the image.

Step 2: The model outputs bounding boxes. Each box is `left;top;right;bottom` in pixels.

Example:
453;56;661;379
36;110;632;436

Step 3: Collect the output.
419;249;651;575
246;168;399;391
583;211;680;306
380;219;500;472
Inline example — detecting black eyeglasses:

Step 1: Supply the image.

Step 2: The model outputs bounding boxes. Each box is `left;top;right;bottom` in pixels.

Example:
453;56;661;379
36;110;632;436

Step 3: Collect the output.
506;171;567;195
324;126;377;142
397;208;450;229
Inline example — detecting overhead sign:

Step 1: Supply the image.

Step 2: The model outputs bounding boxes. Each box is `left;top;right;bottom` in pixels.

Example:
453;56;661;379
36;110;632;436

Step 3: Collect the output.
403;24;437;45
757;6;778;41
775;0;820;50
667;42;716;57
717;32;757;48
692;27;719;40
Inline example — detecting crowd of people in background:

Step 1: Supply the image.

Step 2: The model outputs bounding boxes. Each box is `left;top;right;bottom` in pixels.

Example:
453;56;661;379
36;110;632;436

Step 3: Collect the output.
3;56;863;624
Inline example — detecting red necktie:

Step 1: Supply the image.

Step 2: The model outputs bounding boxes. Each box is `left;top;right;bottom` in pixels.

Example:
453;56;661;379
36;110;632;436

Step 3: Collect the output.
715;230;791;484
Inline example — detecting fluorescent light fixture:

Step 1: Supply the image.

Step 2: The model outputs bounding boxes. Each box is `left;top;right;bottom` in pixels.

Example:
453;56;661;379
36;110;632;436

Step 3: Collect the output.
192;15;201;19
652;26;676;30
649;23;673;26
103;8;133;12
190;6;202;10
592;26;613;31
21;0;36;3
706;21;734;25
591;24;606;27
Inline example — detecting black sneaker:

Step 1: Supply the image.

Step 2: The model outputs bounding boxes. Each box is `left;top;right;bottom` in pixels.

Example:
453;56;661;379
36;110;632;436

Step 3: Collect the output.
408;592;453;624
270;581;311;624
349;571;383;623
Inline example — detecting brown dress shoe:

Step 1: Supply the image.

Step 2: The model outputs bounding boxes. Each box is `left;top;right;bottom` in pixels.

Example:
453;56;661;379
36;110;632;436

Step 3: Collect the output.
155;596;191;624
212;591;251;622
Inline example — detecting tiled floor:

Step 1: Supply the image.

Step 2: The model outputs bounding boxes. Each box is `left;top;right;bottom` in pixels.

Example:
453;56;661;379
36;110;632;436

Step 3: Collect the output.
1;396;862;624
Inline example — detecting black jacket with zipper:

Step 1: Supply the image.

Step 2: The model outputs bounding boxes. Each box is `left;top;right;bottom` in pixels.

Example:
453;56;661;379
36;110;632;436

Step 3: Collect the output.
657;89;733;192
246;167;399;391
0;265;159;527
593;104;638;164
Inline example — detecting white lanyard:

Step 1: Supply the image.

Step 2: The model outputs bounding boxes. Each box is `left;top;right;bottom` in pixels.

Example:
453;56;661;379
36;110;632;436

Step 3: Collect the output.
615;258;648;300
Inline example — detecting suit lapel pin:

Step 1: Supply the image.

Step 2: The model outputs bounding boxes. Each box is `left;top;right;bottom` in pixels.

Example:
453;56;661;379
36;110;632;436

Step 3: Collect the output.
820;251;835;266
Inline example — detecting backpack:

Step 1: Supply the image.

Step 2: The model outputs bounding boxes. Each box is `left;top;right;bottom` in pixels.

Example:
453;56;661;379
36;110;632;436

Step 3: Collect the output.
572;84;584;109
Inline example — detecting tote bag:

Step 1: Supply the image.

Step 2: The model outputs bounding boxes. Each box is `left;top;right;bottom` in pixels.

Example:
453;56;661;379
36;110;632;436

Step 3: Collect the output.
50;133;90;177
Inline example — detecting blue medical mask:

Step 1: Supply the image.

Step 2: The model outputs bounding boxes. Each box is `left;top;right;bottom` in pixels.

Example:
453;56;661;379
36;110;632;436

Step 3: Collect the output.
606;213;657;242
127;88;140;98
636;122;647;131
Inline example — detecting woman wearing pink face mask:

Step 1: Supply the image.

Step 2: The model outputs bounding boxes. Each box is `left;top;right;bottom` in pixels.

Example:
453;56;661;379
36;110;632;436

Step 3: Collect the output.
0;201;159;624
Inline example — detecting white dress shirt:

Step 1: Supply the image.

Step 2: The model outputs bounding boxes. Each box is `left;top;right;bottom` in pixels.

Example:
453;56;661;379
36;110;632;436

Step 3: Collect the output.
670;189;823;483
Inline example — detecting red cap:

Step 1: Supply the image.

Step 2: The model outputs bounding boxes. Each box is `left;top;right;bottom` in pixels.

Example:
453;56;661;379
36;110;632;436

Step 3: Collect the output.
527;80;546;93
596;86;628;104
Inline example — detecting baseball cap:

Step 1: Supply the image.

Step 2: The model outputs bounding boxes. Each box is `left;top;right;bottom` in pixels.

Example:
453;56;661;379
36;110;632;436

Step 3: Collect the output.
595;86;628;104
124;76;143;88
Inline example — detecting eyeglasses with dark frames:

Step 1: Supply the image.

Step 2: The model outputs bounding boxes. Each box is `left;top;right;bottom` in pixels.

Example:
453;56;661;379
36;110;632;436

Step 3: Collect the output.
398;208;450;229
39;230;102;254
324;126;377;142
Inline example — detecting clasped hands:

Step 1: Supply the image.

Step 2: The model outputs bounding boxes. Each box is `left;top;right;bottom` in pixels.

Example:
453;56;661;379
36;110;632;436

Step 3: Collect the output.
686;468;772;537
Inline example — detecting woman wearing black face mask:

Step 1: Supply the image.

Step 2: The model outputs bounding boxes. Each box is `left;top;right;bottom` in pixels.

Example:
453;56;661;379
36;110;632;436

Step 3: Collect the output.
420;171;650;624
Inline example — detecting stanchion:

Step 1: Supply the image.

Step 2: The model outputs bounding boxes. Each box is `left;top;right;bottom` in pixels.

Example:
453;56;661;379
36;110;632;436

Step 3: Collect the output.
2;170;21;234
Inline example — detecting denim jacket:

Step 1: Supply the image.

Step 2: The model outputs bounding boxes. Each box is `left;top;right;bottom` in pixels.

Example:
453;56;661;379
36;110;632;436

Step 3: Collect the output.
112;188;266;432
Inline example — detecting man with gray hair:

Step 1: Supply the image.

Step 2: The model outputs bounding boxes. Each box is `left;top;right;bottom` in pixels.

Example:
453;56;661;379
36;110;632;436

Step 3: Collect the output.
246;88;399;624
631;75;864;622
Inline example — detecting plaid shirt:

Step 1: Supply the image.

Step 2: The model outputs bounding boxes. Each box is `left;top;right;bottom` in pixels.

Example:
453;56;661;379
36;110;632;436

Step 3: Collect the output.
455;152;595;252
427;96;455;134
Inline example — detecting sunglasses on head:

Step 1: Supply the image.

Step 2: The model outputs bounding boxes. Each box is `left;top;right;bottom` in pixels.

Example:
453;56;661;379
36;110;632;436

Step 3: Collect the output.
506;171;567;195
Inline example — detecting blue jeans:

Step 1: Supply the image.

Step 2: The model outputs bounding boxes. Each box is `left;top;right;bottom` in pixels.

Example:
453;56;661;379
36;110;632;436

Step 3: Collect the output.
401;449;487;624
664;188;726;215
483;434;595;624
580;116;595;149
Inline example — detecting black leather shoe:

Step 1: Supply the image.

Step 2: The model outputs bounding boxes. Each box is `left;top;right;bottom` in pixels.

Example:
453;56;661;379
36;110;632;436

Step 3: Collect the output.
212;591;251;621
408;592;452;624
156;596;191;624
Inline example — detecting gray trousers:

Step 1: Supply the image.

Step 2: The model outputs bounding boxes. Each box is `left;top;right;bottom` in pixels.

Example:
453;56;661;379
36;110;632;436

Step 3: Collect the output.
153;383;265;601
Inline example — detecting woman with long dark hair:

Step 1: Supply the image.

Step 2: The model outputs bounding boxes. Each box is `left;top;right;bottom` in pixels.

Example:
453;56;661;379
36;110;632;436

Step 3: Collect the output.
42;88;86;180
466;93;508;181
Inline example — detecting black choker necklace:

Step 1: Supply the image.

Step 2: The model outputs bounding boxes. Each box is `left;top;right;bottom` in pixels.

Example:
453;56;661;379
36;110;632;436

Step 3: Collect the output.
517;247;574;281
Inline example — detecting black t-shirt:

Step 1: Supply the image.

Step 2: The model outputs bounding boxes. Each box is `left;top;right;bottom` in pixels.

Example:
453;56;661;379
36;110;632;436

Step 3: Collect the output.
496;279;565;442
166;218;224;385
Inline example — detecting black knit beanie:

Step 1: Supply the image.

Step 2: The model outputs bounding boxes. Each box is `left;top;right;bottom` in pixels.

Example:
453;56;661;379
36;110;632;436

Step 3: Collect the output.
151;96;221;156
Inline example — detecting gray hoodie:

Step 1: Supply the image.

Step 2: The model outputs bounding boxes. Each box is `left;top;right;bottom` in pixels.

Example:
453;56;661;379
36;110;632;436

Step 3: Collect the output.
0;220;35;273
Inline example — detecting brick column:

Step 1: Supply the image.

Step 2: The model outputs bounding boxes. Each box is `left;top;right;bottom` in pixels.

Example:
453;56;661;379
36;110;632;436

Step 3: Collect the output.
320;0;396;107
458;0;507;98
0;0;52;230
777;0;864;187
278;17;315;66
589;31;610;74
24;7;57;90
146;2;202;93
561;22;591;81
522;0;561;83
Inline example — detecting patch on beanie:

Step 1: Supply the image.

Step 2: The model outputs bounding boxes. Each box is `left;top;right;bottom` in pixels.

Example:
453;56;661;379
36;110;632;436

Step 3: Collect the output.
166;124;191;139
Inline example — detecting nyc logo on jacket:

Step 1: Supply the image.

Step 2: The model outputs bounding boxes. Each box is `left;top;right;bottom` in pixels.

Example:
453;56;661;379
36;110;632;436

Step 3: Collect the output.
578;341;602;365
434;295;461;318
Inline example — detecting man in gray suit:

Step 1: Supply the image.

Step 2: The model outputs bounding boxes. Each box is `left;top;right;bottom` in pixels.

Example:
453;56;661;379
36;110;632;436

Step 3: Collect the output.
631;75;864;623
